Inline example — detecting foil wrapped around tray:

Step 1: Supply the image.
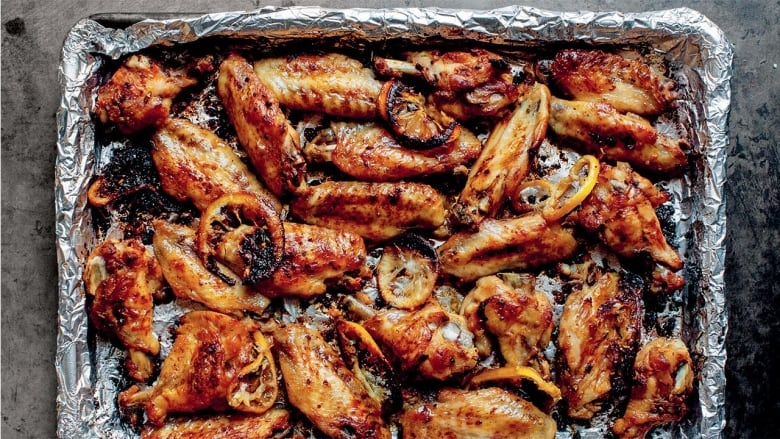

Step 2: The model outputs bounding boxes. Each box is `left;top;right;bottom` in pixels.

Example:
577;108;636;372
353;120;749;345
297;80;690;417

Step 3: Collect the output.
55;6;733;439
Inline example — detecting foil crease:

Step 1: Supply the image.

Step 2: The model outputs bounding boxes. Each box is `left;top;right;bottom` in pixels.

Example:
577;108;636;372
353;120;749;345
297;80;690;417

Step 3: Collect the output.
55;6;732;439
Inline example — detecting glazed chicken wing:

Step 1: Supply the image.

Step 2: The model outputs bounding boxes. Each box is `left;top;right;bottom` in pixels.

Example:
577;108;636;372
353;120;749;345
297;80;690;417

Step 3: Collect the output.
253;53;383;119
452;83;549;227
152;221;270;316
400;387;557;439
550;49;677;116
256;222;366;298
558;271;643;420
151;118;281;212
83;238;163;381
575;161;684;274
363;301;478;381
218;54;307;196
141;409;291;439
461;275;553;378
548;97;687;175
438;213;578;282
290;181;446;242
95;54;197;135
613;338;694;439
304;121;481;182
119;311;277;426
274;324;390;439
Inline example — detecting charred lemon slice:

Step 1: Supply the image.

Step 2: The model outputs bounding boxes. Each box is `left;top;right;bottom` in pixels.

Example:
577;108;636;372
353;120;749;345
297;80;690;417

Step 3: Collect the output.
227;331;278;414
376;233;439;310
543;155;600;222
469;365;562;412
197;192;284;285
378;79;459;149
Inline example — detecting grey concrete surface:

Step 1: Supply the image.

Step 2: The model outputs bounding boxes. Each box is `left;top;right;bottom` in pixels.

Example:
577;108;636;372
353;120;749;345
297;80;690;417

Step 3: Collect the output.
2;0;778;438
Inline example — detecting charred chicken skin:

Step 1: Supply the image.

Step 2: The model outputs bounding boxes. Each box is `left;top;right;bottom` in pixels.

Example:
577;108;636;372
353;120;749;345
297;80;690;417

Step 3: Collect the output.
614;338;694;439
141;409;291;439
557;271;643;420
83;238;163;381
274;324;391;439
95;54;197;135
217;54;307;196
400;387;557;439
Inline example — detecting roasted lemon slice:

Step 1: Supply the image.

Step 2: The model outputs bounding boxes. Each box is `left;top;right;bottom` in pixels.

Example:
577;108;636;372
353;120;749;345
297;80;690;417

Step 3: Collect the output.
227;331;278;414
376;233;439;310
469;365;562;412
543;155;600;222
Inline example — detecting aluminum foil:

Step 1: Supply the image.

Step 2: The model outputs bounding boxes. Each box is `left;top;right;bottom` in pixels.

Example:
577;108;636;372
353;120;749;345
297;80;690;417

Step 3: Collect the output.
56;6;733;439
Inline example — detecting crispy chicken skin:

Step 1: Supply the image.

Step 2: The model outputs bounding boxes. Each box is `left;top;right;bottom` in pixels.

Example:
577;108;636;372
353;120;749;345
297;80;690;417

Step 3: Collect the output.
438;213;578;282
120;311;274;426
452;83;549;226
152;221;270;316
274;324;391;439
256;222;366;298
614;338;694;439
363;301;478;381
95;54;197;135
400;387;557;439
290;181;446;242
548;97;687;175
253;53;383;119
550;49;677;116
558;271;643;420
151;118;281;213
575;161;684;272
141;409;291;439
83;238;163;381
461;275;553;377
304;121;481;182
218;54;307;196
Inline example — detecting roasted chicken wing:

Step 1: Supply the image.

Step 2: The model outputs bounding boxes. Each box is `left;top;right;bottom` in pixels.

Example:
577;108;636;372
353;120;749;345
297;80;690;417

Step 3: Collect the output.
95;54;197;134
152;221;270;316
400;387;557;439
304;121;481;182
218;54;307;196
141;409;291;439
452;83;550;226
438;213;578;282
83;238;163;381
253;53;383;119
558;271;643;420
274;324;390;439
363;301;478;381
290;181;446;242
119;311;277;426
151;118;281;212
550;49;677;116
548;97;687;175
613;338;694;439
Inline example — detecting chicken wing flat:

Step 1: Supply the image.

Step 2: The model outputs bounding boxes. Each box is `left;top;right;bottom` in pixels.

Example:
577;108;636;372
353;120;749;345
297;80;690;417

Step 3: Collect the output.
141;409;291;439
613;338;694;439
274;324;390;439
438;213;578;282
461;275;553;377
218;54;307;196
558;271;643;420
550;49;677;116
256;222;366;298
83;238;163;381
152;221;270;316
151;118;281;212
400;387;556;439
304;121;481;182
363;301;478;381
290;181;446;242
120;311;277;426
95;54;197;135
452;83;550;227
575;161;684;273
548;97;687;175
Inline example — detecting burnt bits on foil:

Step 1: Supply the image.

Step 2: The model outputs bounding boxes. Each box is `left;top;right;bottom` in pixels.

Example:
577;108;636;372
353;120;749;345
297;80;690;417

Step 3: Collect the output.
56;6;732;439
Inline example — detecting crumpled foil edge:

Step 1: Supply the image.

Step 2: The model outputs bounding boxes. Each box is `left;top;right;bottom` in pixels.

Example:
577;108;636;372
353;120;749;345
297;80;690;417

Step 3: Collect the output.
55;6;733;438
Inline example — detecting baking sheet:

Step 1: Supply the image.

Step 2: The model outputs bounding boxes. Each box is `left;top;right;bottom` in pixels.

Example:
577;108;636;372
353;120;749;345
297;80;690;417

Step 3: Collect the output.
55;6;732;438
